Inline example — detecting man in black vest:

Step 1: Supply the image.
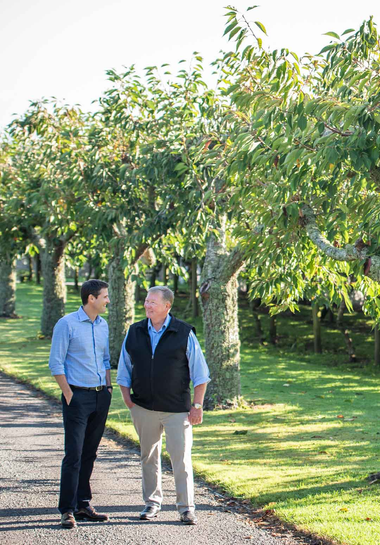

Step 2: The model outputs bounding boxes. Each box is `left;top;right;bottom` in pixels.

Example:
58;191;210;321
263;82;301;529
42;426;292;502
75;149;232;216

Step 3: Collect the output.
117;286;210;525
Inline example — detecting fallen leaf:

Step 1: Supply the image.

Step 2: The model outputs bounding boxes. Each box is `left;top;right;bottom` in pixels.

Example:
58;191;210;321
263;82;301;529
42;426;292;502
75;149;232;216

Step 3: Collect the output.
339;507;348;512
366;517;373;521
283;383;290;387
337;415;345;419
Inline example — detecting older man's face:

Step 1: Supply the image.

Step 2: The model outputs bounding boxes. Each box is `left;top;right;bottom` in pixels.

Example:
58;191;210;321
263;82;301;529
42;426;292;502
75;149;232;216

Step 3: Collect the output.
144;291;170;324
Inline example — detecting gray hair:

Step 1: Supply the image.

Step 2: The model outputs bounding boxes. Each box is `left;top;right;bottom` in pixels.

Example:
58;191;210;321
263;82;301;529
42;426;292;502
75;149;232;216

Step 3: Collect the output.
148;286;174;306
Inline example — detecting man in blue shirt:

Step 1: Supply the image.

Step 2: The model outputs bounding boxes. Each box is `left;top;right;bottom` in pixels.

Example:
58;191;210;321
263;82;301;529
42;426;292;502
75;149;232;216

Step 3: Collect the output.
117;285;210;526
49;279;112;529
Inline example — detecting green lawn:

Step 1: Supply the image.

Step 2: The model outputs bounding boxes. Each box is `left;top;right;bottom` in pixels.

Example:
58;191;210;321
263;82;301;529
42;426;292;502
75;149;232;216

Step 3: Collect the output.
2;283;380;545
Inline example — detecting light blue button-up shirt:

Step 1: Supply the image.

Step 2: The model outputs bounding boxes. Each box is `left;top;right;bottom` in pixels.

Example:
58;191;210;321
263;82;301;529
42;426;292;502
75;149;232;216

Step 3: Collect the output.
117;314;210;388
48;306;110;387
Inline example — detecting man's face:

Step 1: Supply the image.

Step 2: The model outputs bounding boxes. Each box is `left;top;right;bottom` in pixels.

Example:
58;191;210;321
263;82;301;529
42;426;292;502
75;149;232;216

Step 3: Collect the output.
144;291;170;323
90;288;110;315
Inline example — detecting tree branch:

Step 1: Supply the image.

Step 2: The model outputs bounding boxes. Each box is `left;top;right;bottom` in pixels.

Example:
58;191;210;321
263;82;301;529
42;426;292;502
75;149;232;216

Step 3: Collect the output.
301;205;380;282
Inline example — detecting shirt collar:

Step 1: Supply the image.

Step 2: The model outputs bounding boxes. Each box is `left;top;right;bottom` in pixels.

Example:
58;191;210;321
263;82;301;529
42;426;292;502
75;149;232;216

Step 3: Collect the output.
78;306;101;324
148;313;171;333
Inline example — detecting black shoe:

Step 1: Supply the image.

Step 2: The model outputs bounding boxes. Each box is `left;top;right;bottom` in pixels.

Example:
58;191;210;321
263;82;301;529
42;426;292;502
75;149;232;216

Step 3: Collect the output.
74;505;109;522
61;511;76;529
139;505;160;520
180;510;197;525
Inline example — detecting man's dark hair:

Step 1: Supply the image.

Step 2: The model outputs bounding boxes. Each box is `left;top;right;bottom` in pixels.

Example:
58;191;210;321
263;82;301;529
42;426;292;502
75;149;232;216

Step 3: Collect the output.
81;279;109;305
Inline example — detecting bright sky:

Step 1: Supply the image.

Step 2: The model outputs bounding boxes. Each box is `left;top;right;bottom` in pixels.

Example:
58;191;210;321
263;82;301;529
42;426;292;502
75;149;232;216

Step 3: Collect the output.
1;0;380;128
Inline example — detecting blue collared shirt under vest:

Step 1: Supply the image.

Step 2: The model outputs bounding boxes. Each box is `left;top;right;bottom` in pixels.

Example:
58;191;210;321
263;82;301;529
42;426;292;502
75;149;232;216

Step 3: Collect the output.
48;306;110;387
116;314;210;388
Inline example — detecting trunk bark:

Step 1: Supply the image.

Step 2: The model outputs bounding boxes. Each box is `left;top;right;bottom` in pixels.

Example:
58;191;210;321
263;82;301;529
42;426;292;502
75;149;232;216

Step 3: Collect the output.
135;282;141;303
35;253;42;285
173;274;179;295
108;243;135;368
191;257;198;318
269;315;277;345
375;325;380;367
199;229;244;409
86;256;92;281
74;267;79;292
312;303;322;353
40;238;67;337
250;300;265;344
0;255;17;317
337;300;356;362
162;264;168;286
27;255;33;282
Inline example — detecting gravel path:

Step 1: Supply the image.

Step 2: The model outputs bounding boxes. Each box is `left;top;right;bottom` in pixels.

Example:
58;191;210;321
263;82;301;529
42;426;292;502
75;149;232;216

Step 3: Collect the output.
0;373;314;545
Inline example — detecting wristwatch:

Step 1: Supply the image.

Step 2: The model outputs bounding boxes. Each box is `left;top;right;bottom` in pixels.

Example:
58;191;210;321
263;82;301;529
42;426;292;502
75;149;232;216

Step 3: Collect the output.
192;403;203;410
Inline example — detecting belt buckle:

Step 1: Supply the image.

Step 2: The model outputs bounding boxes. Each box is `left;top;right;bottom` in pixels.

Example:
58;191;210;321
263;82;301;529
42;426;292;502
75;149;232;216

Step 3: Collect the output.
95;386;102;391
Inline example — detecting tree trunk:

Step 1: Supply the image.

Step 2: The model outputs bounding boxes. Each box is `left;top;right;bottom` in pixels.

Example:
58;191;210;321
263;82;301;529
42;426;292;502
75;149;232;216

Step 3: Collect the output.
191;257;198;318
250;299;265;344
162;264;168;286
269;315;277;345
86;256;92;281
0;255;17;317
173;274;179;295
108;243;135;368
337;299;356;362
135;281;141;303
149;263;160;288
27;254;33;282
375;325;380;367
199;229;244;409
312;303;322;353
35;253;41;285
40;238;67;337
74;267;79;292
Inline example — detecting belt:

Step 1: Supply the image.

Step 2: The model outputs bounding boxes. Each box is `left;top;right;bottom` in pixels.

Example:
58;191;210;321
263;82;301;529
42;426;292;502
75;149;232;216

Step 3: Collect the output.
69;385;104;391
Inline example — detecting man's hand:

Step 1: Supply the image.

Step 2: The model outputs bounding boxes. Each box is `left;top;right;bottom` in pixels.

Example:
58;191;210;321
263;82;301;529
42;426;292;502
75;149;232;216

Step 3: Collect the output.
189;406;203;425
120;385;135;409
64;390;74;405
125;399;135;409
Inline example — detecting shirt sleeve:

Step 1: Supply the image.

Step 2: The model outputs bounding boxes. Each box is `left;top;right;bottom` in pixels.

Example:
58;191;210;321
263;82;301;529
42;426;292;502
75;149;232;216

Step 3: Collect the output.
103;323;111;370
186;330;211;387
116;331;132;387
48;318;70;376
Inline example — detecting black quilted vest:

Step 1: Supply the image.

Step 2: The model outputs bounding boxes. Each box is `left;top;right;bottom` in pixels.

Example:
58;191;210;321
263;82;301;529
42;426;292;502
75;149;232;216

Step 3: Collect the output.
125;315;195;412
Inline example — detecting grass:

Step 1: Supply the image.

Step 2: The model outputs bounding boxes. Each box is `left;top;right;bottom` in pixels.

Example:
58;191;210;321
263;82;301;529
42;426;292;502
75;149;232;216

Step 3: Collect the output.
2;283;380;544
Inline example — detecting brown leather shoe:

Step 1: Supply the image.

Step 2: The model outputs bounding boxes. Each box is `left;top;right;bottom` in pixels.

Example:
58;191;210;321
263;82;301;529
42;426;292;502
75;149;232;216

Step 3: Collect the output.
61;511;76;529
74;505;109;522
180;510;197;525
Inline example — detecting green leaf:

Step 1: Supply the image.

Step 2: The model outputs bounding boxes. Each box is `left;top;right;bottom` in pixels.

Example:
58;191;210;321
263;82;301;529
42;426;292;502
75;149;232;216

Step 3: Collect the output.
323;31;340;40
223;19;238;36
298;116;307;130
318;44;336;54
229;26;241;40
318;122;325;135
342;28;355;35
247;5;259;11
254;21;267;35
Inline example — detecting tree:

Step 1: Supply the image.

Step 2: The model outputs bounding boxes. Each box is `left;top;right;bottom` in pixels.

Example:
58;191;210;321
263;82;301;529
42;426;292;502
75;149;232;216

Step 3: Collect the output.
8;101;90;335
223;8;380;326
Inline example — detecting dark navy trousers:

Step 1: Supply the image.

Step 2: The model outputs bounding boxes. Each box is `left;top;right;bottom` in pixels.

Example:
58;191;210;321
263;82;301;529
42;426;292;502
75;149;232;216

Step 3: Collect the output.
58;387;111;514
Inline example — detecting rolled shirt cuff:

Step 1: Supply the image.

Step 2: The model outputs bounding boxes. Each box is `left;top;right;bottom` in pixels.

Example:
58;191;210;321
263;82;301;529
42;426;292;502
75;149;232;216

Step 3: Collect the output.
192;376;211;388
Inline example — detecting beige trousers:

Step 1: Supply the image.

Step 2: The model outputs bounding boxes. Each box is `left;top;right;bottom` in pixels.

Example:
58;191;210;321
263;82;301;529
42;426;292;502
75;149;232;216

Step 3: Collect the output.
130;403;195;514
